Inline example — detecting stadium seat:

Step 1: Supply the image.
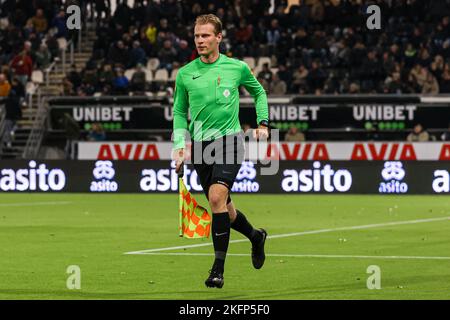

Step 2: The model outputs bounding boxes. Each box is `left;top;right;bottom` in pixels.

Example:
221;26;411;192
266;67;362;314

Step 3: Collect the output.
257;56;271;68
170;68;179;81
253;65;262;77
154;69;169;82
57;37;68;51
144;69;153;82
243;57;256;69
147;58;160;72
31;70;44;84
124;69;136;81
25;81;37;95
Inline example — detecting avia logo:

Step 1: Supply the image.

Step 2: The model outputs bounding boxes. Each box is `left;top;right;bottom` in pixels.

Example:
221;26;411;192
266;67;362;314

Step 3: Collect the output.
97;143;160;160
379;161;408;194
232;161;260;193
90;161;118;192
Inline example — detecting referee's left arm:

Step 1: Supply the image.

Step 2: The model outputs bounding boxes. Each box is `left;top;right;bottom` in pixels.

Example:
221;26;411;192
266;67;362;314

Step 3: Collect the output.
239;62;269;125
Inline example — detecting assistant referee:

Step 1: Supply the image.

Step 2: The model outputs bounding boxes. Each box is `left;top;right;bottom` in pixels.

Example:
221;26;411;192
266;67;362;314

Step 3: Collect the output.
172;14;269;288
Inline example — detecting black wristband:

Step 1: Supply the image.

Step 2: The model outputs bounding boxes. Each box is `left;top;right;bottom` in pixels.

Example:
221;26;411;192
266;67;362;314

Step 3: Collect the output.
259;120;269;127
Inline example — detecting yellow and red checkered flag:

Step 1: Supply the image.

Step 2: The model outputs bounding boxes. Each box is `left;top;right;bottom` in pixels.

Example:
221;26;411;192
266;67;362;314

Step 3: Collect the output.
178;176;211;238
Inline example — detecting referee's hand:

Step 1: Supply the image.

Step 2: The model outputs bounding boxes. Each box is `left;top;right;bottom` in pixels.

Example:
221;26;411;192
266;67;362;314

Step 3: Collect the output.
253;125;269;140
173;148;185;175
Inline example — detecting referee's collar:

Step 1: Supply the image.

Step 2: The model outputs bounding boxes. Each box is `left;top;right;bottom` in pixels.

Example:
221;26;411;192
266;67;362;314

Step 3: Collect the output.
198;53;222;66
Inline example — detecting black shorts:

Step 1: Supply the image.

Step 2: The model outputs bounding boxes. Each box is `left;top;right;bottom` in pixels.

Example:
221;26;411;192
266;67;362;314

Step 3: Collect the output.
190;132;245;201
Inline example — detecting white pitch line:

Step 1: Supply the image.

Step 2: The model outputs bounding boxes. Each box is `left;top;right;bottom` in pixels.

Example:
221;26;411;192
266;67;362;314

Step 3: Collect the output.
132;252;450;261
0;201;72;207
124;216;450;255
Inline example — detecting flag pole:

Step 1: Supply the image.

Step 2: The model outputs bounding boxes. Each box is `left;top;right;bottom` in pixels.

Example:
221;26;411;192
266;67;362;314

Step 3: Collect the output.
178;162;184;237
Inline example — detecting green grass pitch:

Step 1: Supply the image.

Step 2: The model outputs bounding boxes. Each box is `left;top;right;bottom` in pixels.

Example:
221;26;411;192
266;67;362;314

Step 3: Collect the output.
0;193;449;300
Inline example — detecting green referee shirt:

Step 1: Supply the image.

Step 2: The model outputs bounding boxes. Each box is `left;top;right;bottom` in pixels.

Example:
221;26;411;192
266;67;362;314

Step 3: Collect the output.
172;53;269;149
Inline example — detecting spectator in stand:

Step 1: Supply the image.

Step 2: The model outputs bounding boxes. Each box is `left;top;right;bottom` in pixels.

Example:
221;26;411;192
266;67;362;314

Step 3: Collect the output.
87;123;106;141
145;22;157;46
98;64;115;90
176;40;192;65
269;73;287;95
107;40;129;68
441;124;450;141
51;9;68;39
307;60;327;93
61;77;74;96
28;8;48;35
112;68;129;95
276;64;292;86
10;50;33;86
95;0;111;22
129;40;147;68
292;64;309;92
267;18;281;51
256;75;269;93
440;63;450;93
2;89;22;148
158;39;177;73
285;126;305;142
407;123;430;142
130;63;147;92
422;71;440;94
35;43;52;70
67;64;82;91
409;64;428;90
258;63;273;83
0;73;11;97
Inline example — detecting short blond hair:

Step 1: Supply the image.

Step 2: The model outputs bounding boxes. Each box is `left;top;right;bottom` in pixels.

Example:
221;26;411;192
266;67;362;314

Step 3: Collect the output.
195;14;222;35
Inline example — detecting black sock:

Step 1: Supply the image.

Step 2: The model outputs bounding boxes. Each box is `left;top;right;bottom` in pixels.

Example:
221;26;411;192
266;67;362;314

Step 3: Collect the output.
231;210;262;245
211;211;230;273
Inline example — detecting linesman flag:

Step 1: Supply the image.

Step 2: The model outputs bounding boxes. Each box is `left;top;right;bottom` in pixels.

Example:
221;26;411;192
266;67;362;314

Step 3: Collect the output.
178;164;211;238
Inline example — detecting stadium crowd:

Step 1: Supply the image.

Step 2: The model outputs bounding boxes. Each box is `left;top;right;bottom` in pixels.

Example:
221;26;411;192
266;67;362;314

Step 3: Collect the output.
1;0;449;97
60;0;450;96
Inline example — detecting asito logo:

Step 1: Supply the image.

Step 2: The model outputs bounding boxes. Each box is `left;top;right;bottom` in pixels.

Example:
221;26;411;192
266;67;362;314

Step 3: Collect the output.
379;161;408;193
90;161;118;192
432;170;449;193
0;161;66;191
281;161;352;192
231;161;260;193
140;161;202;192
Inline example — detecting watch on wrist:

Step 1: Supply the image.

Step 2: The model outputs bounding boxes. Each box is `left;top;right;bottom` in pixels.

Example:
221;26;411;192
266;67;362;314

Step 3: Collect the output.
259;120;269;127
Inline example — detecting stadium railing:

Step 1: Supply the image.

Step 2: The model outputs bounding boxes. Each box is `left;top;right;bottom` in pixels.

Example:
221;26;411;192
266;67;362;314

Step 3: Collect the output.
22;97;49;159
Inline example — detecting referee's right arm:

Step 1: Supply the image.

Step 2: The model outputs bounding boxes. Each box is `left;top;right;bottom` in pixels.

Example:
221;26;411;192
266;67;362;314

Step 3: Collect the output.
172;71;189;171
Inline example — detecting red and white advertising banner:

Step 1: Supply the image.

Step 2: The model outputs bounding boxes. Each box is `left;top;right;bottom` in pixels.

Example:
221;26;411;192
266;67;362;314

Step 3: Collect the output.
77;142;450;161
